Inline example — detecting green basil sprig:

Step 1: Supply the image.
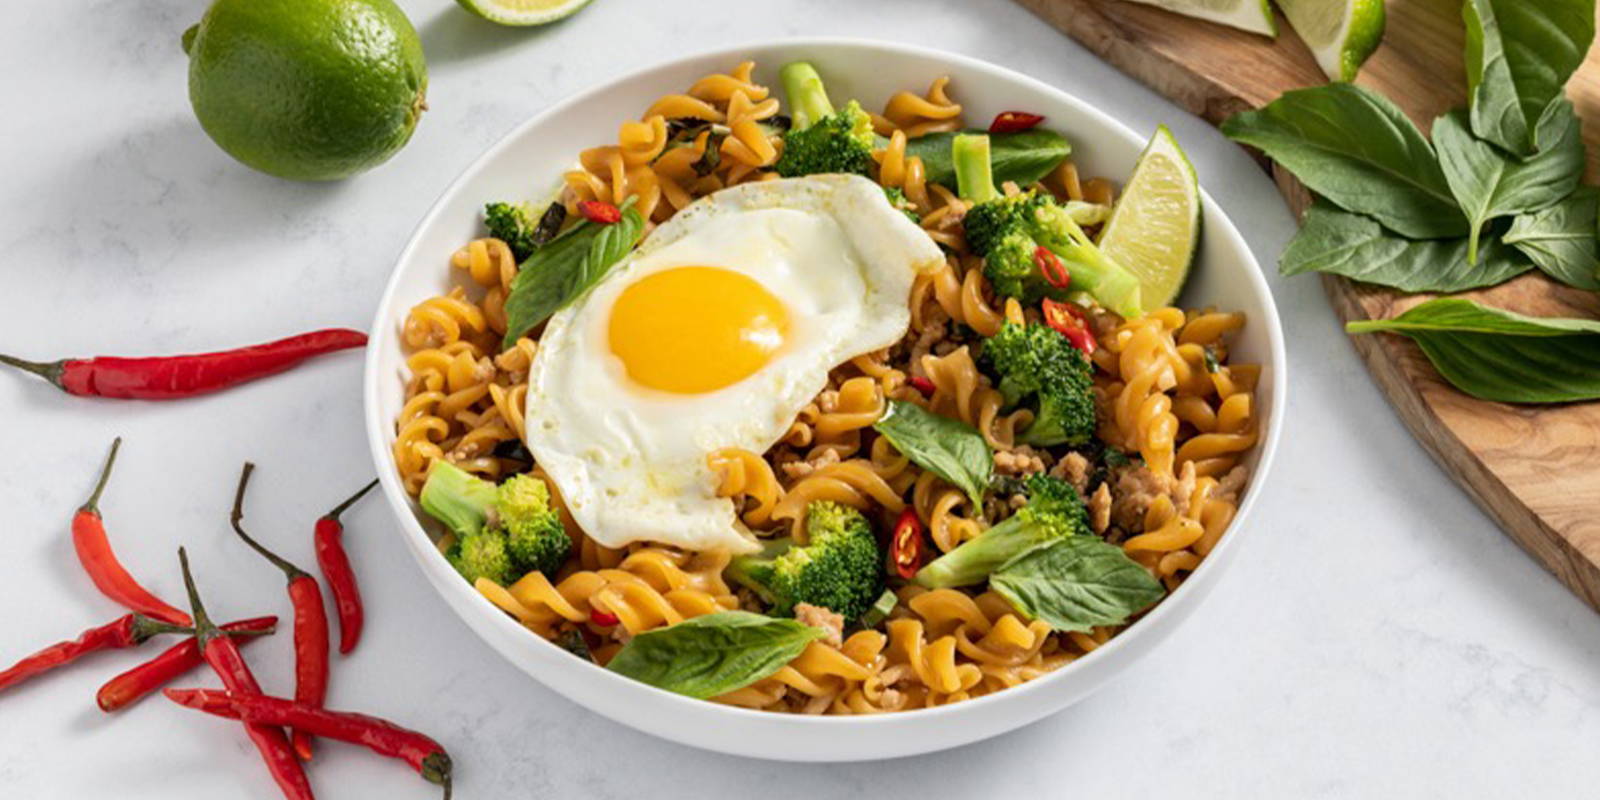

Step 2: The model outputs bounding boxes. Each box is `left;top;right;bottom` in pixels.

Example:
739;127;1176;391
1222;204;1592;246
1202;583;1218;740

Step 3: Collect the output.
1464;0;1596;156
905;128;1071;190
989;537;1165;634
1281;200;1532;292
1346;298;1600;403
500;200;646;348
1432;102;1584;263
1505;188;1600;291
605;611;822;699
1221;84;1468;239
872;399;993;508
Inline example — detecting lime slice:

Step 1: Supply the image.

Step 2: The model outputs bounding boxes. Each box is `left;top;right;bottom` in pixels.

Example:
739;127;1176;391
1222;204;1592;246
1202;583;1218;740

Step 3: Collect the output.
1276;0;1386;82
1098;126;1202;310
1123;0;1277;37
455;0;592;26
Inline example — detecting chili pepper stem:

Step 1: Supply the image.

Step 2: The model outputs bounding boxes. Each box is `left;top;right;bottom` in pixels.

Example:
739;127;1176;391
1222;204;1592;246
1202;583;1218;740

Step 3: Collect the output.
324;479;379;521
0;352;67;388
81;437;123;514
129;615;195;642
177;548;220;649
230;463;309;580
420;752;453;800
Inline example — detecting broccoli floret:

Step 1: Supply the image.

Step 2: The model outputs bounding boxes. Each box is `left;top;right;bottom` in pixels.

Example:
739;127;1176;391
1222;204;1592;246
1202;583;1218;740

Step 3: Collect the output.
983;320;1096;447
726;501;883;619
914;474;1090;588
449;529;513;586
483;202;540;262
884;186;921;224
773;62;876;178
498;474;572;577
420;462;571;584
952;133;1144;317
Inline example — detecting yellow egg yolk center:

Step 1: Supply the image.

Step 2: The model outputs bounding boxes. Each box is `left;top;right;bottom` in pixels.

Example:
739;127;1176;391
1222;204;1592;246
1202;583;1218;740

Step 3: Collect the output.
608;266;790;394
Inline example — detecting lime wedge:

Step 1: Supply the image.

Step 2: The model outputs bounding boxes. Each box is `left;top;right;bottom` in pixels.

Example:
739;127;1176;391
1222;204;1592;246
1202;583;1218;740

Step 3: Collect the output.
1123;0;1277;37
1098;126;1202;310
455;0;592;26
1276;0;1386;82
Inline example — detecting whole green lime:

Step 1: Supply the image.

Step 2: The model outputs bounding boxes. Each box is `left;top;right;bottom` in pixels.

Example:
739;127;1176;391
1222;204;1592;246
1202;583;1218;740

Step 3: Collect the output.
185;0;428;181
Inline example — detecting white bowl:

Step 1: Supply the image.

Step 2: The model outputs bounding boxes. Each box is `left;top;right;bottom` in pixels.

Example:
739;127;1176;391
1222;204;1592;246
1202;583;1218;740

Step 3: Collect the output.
363;38;1286;762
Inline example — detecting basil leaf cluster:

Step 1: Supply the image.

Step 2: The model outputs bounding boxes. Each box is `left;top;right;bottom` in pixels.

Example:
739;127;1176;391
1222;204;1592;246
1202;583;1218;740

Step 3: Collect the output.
1224;0;1600;404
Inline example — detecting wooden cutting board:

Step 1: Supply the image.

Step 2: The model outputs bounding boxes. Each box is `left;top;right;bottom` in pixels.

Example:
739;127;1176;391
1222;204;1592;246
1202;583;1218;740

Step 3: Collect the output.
1013;0;1600;612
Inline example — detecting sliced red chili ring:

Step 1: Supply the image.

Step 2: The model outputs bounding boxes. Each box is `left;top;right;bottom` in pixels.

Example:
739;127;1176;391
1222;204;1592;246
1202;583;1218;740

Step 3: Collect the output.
907;375;936;398
589;608;620;627
889;508;925;580
1033;246;1071;289
577;200;622;225
1042;299;1097;355
989;111;1045;134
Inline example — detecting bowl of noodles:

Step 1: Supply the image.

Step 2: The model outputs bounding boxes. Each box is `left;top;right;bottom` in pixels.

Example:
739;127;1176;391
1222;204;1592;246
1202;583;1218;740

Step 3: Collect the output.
363;39;1285;761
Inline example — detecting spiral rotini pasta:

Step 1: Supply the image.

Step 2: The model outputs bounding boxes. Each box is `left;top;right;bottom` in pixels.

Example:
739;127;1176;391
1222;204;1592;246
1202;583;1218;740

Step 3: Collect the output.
396;59;1259;716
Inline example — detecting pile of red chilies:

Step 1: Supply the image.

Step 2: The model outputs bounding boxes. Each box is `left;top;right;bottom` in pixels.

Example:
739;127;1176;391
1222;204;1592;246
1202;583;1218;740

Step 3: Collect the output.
0;439;453;799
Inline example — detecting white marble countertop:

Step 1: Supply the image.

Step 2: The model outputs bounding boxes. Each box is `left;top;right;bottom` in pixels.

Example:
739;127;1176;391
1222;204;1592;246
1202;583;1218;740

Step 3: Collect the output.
3;0;1597;797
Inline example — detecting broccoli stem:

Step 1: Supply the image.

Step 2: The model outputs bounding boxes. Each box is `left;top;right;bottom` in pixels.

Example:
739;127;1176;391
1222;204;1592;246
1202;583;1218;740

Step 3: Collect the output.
952;133;1000;203
914;516;1052;588
1044;218;1144;319
419;461;498;540
779;62;835;130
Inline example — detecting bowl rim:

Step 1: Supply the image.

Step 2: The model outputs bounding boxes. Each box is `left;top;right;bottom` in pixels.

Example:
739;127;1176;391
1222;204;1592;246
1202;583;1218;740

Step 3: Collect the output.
363;36;1288;728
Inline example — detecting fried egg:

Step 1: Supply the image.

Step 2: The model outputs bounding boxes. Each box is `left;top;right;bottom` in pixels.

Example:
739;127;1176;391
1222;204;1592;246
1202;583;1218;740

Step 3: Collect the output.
523;174;943;554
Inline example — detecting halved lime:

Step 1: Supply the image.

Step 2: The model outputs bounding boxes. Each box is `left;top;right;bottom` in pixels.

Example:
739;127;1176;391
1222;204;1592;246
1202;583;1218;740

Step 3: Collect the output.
1124;0;1277;37
1276;0;1386;82
1098;126;1202;310
456;0;592;26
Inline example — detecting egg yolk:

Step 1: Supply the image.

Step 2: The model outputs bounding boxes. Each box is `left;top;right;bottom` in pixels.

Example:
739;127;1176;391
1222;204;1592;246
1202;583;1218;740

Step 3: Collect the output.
608;266;790;394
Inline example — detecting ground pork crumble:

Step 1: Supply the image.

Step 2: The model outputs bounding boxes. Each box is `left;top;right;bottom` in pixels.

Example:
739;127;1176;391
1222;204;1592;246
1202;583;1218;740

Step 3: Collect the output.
793;603;844;647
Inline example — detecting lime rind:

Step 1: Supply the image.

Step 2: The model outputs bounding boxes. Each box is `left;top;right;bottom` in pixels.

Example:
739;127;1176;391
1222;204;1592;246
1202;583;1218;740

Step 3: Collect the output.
1277;0;1387;82
1125;0;1278;38
1098;125;1202;310
456;0;593;26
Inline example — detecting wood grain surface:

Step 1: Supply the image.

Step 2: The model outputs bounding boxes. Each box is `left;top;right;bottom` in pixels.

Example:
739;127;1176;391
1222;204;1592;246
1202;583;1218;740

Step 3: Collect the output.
1013;0;1600;611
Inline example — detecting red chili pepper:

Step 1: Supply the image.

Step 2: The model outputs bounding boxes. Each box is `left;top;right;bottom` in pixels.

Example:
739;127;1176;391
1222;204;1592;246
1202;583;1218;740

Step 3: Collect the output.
165;688;453;799
97;616;278;712
313;480;379;656
907;375;936;398
0;613;190;694
230;464;331;763
72;438;191;626
1033;246;1071;290
590;609;620;627
889;508;926;580
989;111;1045;133
1042;299;1097;355
577;200;622;224
0;328;367;400
178;548;315;800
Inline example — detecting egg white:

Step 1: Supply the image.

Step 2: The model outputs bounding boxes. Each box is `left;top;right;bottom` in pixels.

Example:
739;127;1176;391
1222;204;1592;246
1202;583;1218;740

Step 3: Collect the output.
522;174;944;554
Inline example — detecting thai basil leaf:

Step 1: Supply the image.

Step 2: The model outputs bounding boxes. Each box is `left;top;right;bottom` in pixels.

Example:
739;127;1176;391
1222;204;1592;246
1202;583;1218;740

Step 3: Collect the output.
990;537;1166;633
1281;200;1532;292
501;202;645;347
1220;84;1468;239
1464;0;1596;156
906;128;1072;190
605;611;822;699
873;399;993;507
1505;187;1600;290
1433;103;1585;263
1346;297;1600;403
